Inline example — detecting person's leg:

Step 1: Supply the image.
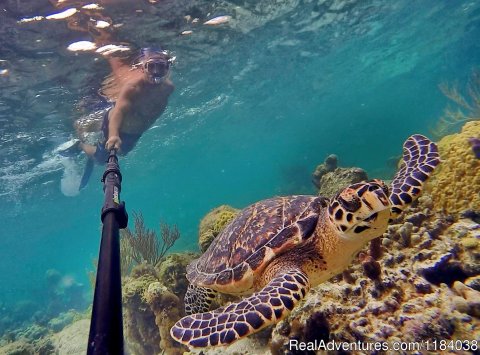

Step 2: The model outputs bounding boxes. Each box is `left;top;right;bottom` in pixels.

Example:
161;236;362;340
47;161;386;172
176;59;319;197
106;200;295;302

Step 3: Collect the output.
75;106;112;158
79;142;97;157
74;117;103;142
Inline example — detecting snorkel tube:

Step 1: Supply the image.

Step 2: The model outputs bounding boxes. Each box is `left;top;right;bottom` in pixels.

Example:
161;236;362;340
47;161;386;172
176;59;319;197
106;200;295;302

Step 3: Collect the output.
87;150;128;354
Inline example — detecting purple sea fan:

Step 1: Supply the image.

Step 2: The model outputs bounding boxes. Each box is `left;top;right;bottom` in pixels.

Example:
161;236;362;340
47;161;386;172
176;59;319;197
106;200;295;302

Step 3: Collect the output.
468;137;480;159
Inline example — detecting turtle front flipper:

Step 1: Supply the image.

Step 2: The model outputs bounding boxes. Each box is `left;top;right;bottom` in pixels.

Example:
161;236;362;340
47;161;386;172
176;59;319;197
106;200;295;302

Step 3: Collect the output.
170;269;310;348
185;284;218;315
390;134;440;217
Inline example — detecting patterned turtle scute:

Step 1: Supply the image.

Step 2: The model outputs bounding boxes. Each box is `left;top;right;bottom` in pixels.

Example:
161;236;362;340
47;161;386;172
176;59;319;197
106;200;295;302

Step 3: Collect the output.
187;195;325;286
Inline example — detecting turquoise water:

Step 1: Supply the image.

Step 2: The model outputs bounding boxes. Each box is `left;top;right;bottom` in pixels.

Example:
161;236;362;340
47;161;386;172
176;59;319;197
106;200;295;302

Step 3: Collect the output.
1;0;479;334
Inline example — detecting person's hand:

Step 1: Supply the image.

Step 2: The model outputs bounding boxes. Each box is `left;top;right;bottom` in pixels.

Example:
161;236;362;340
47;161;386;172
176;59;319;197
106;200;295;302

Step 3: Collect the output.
106;135;122;151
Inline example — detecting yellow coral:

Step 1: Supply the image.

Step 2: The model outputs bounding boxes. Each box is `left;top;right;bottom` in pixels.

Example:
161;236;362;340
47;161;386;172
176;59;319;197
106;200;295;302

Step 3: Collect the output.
213;210;237;233
198;205;240;252
122;265;158;303
461;238;479;249
426;120;480;214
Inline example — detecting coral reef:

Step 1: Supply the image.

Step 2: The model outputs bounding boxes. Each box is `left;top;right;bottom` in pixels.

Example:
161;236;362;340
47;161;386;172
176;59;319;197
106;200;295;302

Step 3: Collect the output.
0;268;89;355
312;154;338;187
266;199;480;354
198;205;240;252
122;254;195;354
50;319;90;355
2;125;479;355
156;252;198;296
192;201;479;355
15;324;49;342
194;125;480;354
122;264;163;355
0;340;36;354
143;282;183;354
312;154;368;197
47;310;78;333
0;313;90;355
0;252;196;355
426;120;480;214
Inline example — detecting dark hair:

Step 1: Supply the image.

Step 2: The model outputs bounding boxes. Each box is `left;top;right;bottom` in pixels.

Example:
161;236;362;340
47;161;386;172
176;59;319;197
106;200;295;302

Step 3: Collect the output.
140;47;170;60
132;47;174;69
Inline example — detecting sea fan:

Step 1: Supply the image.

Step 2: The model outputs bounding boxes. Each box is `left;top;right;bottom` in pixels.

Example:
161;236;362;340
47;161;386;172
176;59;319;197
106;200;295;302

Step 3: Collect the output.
430;69;480;139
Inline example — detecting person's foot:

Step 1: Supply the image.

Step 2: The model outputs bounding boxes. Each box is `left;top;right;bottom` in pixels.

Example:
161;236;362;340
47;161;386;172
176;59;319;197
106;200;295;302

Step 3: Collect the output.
56;139;81;157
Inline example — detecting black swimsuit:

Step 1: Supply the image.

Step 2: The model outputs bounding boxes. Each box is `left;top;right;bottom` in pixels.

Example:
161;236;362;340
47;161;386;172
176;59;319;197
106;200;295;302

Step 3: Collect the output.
93;106;142;163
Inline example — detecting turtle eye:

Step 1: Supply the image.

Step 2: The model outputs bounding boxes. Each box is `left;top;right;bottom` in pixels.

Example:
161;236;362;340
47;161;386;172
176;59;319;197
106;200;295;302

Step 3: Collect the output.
369;179;389;195
338;194;361;212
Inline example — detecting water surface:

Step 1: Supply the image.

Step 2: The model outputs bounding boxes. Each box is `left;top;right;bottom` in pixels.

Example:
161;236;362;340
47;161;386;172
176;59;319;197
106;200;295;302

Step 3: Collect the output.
0;0;479;334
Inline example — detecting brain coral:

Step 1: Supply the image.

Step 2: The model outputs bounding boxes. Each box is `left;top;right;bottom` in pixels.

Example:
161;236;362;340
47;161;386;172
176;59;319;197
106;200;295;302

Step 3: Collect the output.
427;120;480;214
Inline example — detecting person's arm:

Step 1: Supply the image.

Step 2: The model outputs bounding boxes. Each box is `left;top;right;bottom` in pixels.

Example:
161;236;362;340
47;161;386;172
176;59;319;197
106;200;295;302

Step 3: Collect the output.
105;83;136;150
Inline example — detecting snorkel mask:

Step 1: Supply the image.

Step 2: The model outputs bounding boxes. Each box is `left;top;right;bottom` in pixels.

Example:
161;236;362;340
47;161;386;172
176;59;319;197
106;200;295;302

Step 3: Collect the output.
139;48;175;84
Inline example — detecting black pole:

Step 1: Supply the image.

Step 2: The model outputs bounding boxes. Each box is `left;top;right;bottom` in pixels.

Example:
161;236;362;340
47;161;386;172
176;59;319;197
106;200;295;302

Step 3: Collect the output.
88;150;128;355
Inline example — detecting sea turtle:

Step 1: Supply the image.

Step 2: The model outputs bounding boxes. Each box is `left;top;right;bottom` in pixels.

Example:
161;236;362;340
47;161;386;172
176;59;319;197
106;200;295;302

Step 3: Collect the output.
171;134;440;348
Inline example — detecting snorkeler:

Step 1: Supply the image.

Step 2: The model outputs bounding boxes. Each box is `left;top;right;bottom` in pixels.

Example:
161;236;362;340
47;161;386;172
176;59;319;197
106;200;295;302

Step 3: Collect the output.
62;48;175;189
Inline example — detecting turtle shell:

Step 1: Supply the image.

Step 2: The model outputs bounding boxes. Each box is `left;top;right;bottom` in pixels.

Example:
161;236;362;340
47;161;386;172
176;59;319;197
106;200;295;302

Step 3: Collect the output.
187;195;326;291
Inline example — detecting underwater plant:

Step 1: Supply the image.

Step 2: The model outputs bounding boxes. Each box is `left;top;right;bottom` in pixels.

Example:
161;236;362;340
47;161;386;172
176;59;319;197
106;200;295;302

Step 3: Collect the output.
120;236;135;276
120;212;180;273
431;68;480;139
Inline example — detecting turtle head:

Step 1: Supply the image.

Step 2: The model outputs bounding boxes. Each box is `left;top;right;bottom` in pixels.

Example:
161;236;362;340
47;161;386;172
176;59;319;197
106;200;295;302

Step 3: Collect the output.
327;180;391;242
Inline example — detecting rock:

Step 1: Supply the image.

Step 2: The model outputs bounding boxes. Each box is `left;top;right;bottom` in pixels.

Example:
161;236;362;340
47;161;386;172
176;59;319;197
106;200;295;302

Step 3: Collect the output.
51;319;90;355
398;222;413;247
417;195;433;210
452;281;480;317
461;210;480;223
406;212;428;227
144;282;187;355
465;275;480;291
413;280;432;294
411;233;422;245
122;255;194;354
381;238;392;247
122;266;162;355
451;296;469;314
47;310;77;332
418;252;473;287
361;256;382;280
15;324;48;342
369;238;383;260
312;158;368;197
311;154;338;188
